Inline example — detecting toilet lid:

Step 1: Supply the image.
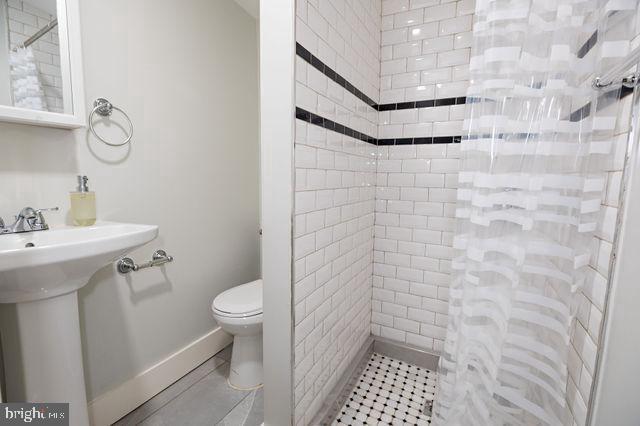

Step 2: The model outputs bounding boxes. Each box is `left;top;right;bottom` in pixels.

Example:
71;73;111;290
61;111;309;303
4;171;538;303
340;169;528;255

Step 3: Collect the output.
212;279;262;316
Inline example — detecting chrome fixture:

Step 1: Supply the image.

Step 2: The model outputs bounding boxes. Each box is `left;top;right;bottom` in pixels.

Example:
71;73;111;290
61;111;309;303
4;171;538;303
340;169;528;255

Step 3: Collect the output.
89;98;134;147
593;45;640;89
117;249;174;274
12;19;58;51
0;207;59;235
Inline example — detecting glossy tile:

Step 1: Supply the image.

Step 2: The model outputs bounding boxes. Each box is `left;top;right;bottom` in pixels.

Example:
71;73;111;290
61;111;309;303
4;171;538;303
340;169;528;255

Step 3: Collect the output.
140;363;249;426
114;356;227;426
217;389;264;426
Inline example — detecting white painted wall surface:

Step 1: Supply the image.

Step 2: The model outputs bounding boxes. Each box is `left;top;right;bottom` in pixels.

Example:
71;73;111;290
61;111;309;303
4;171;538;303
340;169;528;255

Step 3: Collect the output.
260;0;295;424
0;0;260;404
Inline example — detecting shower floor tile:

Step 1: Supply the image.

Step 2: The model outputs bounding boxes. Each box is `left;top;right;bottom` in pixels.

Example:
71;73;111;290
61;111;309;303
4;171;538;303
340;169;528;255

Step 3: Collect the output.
332;352;436;426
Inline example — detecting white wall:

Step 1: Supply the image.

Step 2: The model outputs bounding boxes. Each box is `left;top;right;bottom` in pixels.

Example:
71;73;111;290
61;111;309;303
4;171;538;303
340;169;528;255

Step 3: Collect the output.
293;0;381;424
372;3;638;426
259;0;294;424
0;0;260;404
290;2;637;424
588;9;640;426
372;0;472;353
591;95;640;426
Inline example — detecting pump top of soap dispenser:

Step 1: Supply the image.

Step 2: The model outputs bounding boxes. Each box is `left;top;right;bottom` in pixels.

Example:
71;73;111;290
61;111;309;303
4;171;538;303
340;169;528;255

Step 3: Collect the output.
76;175;89;192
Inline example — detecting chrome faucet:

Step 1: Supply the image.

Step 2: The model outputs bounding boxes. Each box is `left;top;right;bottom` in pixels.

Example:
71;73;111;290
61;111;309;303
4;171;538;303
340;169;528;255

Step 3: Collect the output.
0;207;59;235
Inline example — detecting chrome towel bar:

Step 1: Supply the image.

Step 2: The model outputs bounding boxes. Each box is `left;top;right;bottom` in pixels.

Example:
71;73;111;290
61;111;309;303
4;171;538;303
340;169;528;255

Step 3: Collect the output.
117;250;173;274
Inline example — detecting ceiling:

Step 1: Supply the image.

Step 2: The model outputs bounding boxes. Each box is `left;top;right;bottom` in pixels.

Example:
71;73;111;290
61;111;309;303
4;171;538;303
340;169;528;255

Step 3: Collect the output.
233;0;259;19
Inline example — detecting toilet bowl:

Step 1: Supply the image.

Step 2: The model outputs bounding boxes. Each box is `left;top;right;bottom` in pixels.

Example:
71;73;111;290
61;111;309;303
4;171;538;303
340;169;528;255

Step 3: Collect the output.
212;279;263;390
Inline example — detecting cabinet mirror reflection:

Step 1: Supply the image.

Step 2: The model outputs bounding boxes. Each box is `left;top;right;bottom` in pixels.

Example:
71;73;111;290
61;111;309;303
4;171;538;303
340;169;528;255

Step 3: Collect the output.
0;0;66;113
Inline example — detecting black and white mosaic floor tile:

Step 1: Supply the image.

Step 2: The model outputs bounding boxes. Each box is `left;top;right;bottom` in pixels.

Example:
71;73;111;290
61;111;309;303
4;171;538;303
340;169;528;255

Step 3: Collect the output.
332;353;437;426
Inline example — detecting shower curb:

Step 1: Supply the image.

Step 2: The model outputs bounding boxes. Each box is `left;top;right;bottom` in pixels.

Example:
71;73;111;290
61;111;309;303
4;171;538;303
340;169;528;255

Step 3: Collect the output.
372;337;439;371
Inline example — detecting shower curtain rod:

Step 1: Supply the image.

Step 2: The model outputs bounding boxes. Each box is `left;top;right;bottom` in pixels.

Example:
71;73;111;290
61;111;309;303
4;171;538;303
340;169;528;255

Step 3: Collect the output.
593;45;640;89
13;18;58;51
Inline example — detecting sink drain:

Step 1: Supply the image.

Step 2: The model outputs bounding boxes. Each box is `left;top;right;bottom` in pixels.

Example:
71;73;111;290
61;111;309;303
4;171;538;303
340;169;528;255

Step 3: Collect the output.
25;243;35;248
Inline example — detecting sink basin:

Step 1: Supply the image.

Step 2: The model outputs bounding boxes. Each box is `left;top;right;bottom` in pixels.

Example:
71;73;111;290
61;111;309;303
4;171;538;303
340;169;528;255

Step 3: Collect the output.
0;221;158;426
0;221;158;303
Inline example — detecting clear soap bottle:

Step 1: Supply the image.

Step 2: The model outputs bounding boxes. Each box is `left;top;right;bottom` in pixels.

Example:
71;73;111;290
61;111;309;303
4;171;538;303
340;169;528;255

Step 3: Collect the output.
70;175;96;226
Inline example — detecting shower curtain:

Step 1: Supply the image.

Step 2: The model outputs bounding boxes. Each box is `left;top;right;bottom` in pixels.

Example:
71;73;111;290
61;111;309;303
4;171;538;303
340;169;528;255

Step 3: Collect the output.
433;0;638;425
9;47;48;111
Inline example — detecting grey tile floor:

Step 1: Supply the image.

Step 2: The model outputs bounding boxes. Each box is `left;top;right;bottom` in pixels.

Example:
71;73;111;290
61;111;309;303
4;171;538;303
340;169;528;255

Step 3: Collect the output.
114;345;263;426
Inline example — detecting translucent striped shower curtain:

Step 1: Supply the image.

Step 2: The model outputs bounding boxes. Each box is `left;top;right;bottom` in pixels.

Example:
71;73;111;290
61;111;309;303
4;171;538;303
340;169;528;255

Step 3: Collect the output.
433;0;638;425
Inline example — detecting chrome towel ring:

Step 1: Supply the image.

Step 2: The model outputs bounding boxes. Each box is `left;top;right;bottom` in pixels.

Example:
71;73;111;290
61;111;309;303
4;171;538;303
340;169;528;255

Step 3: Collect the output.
89;97;133;147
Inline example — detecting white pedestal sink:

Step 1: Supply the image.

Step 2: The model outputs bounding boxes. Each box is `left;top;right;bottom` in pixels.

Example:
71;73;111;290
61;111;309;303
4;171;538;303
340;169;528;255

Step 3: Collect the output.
0;222;158;426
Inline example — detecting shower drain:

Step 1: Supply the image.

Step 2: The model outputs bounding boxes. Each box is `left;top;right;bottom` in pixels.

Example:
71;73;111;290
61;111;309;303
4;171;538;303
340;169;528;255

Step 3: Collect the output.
422;399;433;417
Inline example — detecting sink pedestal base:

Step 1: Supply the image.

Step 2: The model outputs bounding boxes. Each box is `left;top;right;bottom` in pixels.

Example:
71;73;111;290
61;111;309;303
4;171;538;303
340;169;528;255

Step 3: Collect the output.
1;291;89;426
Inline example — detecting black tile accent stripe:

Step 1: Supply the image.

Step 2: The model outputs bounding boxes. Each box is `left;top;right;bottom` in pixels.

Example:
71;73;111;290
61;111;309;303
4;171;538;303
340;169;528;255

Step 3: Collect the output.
377;97;467;111
378;136;461;145
296;107;378;145
296;42;466;112
577;30;598;59
569;85;634;122
296;43;377;109
577;11;620;59
296;23;623;146
295;107;461;146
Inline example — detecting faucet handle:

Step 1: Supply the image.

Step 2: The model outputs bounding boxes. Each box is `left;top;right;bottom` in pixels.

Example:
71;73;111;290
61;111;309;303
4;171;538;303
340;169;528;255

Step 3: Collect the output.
35;207;60;214
33;207;59;226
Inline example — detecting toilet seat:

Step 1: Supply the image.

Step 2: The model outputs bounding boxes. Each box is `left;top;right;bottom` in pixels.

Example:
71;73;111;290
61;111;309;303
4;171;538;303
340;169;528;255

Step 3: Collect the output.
212;308;262;319
212;279;262;318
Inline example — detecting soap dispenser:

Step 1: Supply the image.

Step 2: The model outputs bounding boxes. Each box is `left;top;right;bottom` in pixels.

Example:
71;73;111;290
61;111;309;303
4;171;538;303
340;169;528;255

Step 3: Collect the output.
70;175;96;226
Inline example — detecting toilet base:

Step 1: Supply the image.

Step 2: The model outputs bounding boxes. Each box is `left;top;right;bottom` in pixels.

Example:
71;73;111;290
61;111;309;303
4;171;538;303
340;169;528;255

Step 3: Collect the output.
228;333;263;389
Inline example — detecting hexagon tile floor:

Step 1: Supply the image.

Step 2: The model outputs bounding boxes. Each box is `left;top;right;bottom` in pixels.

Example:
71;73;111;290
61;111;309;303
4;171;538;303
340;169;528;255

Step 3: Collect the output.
332;352;437;425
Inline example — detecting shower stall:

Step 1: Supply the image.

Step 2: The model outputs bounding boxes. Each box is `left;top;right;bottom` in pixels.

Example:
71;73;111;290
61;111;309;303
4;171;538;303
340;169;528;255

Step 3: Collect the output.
259;0;640;424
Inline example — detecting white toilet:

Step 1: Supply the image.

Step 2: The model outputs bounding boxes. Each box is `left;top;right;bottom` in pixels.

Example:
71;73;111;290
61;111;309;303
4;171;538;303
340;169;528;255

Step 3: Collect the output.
211;279;263;390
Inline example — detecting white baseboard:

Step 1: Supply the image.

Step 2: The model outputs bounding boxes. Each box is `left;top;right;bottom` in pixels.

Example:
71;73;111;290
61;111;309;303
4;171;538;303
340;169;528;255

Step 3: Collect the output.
88;327;233;426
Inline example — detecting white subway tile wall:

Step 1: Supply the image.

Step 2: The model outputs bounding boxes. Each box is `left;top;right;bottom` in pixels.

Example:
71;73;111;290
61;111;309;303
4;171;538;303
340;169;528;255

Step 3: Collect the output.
379;0;473;109
296;0;381;104
294;2;637;425
371;0;473;353
6;0;63;113
294;0;381;424
564;13;640;425
372;143;459;352
293;119;376;425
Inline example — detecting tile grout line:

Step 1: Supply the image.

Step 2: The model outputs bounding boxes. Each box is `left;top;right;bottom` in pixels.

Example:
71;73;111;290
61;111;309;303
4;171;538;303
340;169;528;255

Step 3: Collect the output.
295;107;462;146
296;42;467;112
130;356;230;425
215;389;255;426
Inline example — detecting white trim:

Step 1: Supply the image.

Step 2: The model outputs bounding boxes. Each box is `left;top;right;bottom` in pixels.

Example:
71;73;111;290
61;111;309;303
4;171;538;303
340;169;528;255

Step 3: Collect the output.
87;327;232;426
0;1;11;105
0;0;86;129
259;0;295;424
61;0;86;123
